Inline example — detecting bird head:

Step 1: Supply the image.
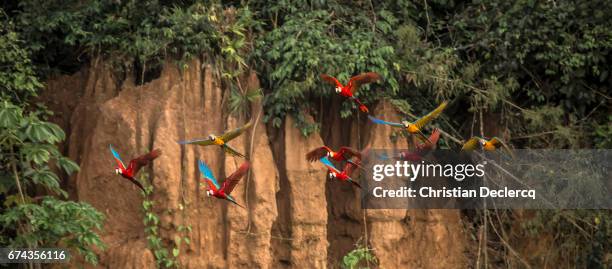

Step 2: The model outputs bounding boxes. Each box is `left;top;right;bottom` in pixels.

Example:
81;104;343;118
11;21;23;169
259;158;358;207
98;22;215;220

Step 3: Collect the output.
478;138;487;146
328;151;335;158
114;168;121;175
335;86;342;93
208;134;217;141
328;170;337;179
401;121;410;127
206;189;212;197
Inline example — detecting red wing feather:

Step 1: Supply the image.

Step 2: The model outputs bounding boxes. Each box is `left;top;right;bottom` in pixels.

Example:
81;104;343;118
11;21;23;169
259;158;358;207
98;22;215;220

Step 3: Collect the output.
347;72;381;94
342;157;361;177
320;74;343;88
306;146;332;162
129;149;162;175
337;147;362;160
416;128;441;152
221;161;250;195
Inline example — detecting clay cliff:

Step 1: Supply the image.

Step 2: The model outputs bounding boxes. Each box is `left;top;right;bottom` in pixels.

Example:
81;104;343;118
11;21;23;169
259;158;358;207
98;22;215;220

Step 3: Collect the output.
41;58;470;268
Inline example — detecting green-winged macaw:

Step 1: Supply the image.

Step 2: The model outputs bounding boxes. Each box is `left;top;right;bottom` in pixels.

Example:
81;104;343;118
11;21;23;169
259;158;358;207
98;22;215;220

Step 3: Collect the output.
198;159;249;208
109;145;161;192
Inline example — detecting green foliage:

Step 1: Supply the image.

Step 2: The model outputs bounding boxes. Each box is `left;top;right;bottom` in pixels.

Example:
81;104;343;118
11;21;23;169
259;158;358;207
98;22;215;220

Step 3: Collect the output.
141;176;191;268
0;20;105;265
341;243;377;269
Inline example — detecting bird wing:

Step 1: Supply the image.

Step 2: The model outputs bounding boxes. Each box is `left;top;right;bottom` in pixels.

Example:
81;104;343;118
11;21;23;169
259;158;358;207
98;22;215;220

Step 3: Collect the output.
461;137;481;151
223;144;247;158
109;145;127;170
367;115;404;127
338;147;362;160
320;74;343;88
198;160;220;191
221;121;253;142
414;101;448;130
347;72;381;94
342;157;360;176
306;146;332;162
416;128;441;151
221;161;250;195
128;149;162;175
319;156;342;174
178;138;215;146
490;137;515;158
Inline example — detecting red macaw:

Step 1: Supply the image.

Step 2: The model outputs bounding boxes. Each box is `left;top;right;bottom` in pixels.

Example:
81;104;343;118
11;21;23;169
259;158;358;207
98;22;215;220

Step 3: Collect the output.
319;156;362;188
320;72;381;112
109;145;161;192
397;128;441;161
198;159;250;208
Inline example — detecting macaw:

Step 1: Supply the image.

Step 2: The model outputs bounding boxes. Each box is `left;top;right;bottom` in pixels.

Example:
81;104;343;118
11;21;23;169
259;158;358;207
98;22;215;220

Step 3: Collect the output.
109;145;161;192
461;136;515;158
320;72;381;113
379;128;441;162
368;101;448;143
179;122;252;158
198;159;249;208
319;156;362;188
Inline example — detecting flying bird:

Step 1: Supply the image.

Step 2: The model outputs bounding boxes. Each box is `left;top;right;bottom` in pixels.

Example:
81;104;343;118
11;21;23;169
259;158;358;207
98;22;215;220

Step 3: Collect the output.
198;159;249;208
320;72;381;113
179;122;252;158
461;136;515;157
306;146;362;163
368;101;448;143
397;128;441;161
319;156;362;188
109;145;161;192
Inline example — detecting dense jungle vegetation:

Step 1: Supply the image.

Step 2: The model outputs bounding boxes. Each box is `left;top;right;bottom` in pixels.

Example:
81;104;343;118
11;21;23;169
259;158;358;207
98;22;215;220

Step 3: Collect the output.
1;0;610;267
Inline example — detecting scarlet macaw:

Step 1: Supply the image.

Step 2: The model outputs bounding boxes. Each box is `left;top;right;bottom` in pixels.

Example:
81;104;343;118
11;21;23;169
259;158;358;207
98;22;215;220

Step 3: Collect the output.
320;72;381;113
179;122;252;158
461;136;515;158
305;146;363;165
109;145;161;192
319;156;362;188
198;159;249;208
368;101;448;143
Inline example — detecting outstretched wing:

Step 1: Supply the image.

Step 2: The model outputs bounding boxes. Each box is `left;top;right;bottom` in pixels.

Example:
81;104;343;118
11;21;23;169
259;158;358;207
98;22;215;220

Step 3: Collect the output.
367;115;404;127
490;137;515;158
342;157;360;177
221;121;253;142
416;128;441;151
223;144;247;158
109;145;126;170
337;147;362;160
198;160;220;191
178;139;215;146
128;149;162;175
414;101;448;130
461;137;481;151
319;156;342;174
221;161;250;195
320;74;343;88
306;146;332;162
347;72;381;93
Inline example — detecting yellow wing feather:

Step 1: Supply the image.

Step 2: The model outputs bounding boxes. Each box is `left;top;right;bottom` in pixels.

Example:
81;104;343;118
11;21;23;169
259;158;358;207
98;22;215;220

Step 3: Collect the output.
414;101;448;130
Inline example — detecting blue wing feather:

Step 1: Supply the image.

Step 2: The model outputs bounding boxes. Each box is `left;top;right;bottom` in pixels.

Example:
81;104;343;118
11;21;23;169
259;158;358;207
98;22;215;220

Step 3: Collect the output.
198;160;220;189
367;115;404;127
319;157;341;173
109;145;126;168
